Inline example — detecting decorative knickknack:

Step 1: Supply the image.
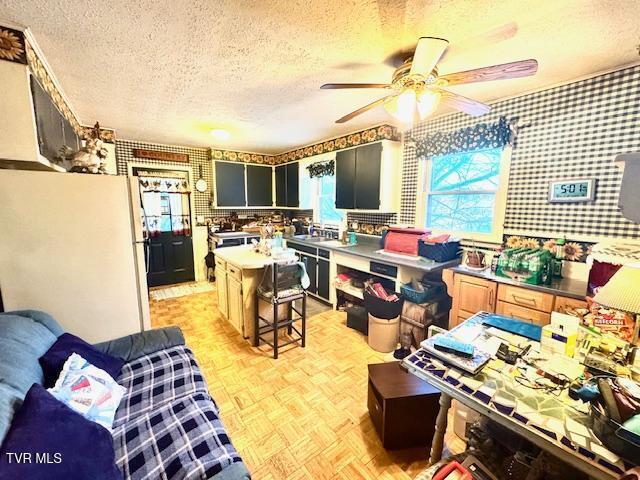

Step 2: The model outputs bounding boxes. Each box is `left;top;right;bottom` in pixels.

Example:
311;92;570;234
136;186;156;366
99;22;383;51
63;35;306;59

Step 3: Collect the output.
59;122;109;174
307;159;335;178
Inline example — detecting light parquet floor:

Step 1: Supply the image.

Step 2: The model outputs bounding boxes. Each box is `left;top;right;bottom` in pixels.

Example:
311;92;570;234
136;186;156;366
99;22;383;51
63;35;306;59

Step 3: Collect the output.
150;290;464;480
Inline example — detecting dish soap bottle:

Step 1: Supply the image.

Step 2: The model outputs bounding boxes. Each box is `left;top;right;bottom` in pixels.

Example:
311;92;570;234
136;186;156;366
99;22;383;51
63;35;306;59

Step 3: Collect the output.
553;237;565;278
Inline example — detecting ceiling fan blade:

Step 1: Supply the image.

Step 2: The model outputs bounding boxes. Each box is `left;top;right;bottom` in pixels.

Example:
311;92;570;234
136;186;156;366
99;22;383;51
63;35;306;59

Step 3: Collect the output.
335;95;394;123
321;83;391;89
439;59;538;86
409;37;449;75
436;88;491;117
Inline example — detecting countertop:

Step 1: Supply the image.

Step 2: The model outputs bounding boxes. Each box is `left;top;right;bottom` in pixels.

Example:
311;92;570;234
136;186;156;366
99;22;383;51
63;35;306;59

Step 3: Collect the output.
450;265;588;300
284;236;460;273
211;231;260;239
213;245;274;269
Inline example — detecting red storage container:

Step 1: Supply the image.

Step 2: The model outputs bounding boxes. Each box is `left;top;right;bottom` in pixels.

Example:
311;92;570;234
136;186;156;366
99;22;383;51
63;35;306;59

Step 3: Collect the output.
383;228;430;256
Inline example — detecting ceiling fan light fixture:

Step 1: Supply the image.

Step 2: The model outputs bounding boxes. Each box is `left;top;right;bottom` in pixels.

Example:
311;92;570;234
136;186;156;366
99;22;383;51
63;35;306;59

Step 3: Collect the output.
416;90;441;119
384;89;417;124
210;129;231;141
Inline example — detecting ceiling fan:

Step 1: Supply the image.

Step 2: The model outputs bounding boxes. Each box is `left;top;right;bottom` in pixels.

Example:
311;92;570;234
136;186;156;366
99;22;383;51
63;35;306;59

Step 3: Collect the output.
321;37;538;124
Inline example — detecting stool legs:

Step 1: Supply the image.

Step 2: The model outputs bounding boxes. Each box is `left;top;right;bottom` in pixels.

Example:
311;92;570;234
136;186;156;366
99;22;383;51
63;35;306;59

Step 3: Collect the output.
253;300;259;348
301;295;307;348
273;302;279;360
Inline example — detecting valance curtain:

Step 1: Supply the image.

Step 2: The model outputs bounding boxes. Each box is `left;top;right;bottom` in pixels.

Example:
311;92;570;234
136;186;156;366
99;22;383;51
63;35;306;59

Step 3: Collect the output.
138;176;191;237
307;159;335;178
415;116;513;160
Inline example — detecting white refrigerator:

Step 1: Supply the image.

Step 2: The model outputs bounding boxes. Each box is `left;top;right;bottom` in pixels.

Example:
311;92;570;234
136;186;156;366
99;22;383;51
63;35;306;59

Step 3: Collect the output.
0;170;150;343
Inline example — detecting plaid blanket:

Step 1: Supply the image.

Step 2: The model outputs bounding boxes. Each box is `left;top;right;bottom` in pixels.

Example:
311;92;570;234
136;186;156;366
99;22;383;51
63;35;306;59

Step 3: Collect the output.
112;346;242;479
113;392;242;480
114;346;214;428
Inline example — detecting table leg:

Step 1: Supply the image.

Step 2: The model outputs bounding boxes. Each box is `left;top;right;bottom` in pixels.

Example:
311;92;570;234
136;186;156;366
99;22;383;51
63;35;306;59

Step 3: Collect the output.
429;393;452;465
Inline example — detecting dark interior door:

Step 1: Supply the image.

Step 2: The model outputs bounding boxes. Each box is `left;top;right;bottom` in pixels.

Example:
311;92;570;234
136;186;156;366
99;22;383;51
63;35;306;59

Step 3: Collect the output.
215;161;246;206
300;254;317;294
317;258;330;300
285;162;299;207
275;165;286;206
147;232;195;287
355;143;382;209
135;169;196;287
335;148;356;209
247;165;273;206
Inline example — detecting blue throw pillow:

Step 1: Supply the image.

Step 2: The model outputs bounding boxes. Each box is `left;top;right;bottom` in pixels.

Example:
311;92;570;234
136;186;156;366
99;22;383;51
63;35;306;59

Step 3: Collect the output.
39;333;125;388
0;384;121;480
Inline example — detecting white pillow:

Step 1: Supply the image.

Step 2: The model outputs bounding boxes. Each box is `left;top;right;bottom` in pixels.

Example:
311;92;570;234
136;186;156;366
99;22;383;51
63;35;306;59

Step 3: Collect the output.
48;352;125;431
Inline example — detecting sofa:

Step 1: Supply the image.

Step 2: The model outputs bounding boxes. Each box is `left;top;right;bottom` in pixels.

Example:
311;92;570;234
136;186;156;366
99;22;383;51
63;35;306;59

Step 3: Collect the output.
0;310;251;480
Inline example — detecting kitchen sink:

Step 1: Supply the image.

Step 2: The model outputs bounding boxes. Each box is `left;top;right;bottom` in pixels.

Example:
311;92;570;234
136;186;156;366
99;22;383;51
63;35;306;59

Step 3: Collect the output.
291;234;334;243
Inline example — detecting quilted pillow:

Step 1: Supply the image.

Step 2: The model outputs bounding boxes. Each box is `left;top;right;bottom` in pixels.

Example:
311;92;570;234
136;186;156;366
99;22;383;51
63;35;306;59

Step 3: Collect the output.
0;384;121;480
48;353;125;431
40;333;125;388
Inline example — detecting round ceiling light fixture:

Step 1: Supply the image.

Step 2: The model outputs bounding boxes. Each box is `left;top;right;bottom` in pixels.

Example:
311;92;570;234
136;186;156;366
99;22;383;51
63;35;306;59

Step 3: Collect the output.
210;129;231;141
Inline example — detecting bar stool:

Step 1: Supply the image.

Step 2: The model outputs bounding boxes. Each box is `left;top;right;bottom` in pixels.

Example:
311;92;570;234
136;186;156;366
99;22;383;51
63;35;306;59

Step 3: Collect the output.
254;261;307;359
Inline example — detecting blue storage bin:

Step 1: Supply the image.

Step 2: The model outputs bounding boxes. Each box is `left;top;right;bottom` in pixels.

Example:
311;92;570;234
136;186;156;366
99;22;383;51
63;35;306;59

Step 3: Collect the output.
418;240;461;262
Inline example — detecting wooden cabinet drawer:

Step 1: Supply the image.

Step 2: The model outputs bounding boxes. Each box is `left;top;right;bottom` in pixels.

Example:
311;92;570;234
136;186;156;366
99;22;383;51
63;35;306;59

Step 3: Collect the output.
554;296;588;313
496;301;551;325
215;257;226;269
226;263;242;281
498;284;554;312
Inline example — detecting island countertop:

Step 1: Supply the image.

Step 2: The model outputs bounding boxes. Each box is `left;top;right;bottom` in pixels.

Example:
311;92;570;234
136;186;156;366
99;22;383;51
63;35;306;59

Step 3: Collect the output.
213;245;274;269
449;265;589;300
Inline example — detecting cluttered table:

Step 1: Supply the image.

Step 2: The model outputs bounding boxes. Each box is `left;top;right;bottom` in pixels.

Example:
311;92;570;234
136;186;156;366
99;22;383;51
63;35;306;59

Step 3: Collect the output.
403;312;638;479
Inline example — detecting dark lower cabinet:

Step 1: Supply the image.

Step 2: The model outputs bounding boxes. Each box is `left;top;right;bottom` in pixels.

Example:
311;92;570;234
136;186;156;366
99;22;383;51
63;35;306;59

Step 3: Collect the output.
317;258;330;300
247;164;273;206
215;161;246;207
300;254;317;294
335;142;382;210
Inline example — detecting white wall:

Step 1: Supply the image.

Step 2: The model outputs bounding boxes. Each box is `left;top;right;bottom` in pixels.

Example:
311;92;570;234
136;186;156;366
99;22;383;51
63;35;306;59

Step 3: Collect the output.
0;170;145;342
0;61;39;162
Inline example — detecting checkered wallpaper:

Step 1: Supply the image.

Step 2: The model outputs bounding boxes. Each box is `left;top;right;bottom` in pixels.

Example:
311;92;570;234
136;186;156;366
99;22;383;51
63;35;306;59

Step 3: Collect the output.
402;65;640;240
116;139;212;217
347;212;398;226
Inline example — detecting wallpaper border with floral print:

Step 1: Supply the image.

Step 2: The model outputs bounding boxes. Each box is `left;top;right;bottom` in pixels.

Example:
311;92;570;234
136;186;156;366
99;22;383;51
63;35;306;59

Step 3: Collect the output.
210;124;400;166
503;235;594;263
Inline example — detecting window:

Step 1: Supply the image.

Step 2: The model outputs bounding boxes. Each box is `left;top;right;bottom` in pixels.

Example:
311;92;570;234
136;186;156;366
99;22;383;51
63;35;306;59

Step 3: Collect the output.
317;174;343;225
423;147;507;238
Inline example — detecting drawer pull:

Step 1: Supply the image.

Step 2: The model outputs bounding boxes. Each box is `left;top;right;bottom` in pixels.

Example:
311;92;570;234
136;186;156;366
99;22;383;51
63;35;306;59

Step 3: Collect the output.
512;294;536;307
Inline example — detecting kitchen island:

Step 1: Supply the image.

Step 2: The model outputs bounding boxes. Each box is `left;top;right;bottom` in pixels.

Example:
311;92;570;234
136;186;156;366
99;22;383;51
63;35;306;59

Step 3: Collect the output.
214;245;274;340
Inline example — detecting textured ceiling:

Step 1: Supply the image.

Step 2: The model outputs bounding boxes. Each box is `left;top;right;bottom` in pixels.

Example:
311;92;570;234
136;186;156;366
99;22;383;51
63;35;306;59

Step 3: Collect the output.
1;0;639;153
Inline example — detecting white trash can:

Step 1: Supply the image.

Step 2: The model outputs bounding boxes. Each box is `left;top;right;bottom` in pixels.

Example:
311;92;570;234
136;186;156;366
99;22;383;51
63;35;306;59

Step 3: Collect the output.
367;314;400;353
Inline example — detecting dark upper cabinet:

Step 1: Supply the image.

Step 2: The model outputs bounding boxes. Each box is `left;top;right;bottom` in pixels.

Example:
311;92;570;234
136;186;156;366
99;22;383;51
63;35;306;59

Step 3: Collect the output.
247;165;273;206
275;162;299;207
354;143;382;210
31;76;67;163
335;148;356;209
275;165;287;206
317;258;330;300
286;162;299;207
335;142;382;210
215;161;246;207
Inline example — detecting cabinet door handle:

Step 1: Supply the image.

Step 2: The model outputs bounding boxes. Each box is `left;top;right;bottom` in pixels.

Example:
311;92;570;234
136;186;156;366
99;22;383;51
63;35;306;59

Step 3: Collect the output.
513;294;536;307
488;292;494;309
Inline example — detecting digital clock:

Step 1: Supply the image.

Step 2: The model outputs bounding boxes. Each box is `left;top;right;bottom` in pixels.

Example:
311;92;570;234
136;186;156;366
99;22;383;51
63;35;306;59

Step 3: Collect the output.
548;178;596;203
